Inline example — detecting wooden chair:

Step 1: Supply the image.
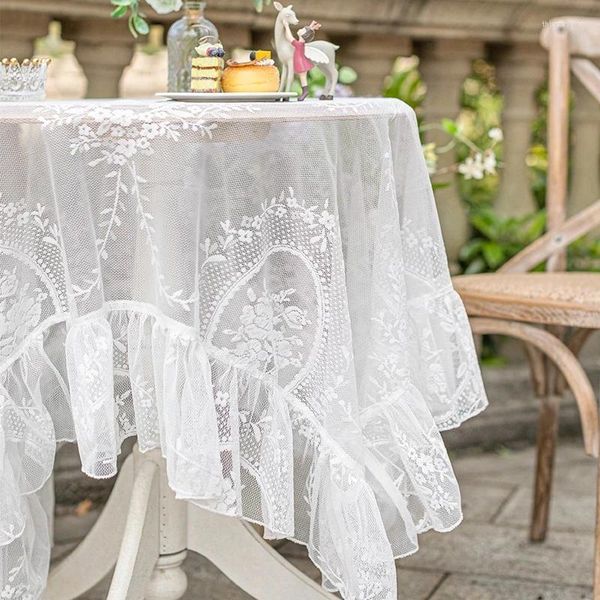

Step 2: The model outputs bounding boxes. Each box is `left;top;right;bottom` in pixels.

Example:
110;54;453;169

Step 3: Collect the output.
452;16;600;597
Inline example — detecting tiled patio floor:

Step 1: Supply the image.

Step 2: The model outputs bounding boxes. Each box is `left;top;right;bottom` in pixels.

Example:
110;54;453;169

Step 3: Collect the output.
75;440;596;599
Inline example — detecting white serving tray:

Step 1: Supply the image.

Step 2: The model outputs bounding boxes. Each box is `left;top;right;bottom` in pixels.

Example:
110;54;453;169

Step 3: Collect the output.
156;92;297;103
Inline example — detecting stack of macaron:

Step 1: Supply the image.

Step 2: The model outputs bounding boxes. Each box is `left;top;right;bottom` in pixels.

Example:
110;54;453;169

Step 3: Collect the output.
191;40;225;92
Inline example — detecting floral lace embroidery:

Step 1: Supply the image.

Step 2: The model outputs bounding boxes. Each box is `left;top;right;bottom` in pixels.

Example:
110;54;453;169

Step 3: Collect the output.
223;283;310;373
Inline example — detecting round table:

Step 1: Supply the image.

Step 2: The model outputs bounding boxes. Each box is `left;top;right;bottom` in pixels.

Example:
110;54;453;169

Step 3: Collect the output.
0;98;487;600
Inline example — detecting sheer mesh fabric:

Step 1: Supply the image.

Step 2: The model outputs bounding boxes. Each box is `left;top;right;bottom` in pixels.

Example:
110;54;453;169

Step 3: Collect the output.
0;98;487;600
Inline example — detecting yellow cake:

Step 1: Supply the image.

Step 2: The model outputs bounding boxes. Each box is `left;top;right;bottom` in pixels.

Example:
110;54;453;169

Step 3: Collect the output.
222;56;280;93
191;42;225;93
191;56;224;92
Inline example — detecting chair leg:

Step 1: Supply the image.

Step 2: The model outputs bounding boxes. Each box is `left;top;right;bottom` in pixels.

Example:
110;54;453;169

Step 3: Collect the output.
530;391;560;542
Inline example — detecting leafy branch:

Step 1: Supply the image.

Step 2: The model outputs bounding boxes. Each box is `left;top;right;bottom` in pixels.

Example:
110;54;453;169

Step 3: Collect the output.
110;0;150;37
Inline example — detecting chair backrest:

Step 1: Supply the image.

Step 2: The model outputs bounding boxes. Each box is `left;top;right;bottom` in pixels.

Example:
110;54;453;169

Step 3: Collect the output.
499;17;600;274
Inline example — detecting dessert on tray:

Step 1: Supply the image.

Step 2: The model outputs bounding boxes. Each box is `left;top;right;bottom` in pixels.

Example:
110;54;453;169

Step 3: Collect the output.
221;51;280;93
191;40;225;92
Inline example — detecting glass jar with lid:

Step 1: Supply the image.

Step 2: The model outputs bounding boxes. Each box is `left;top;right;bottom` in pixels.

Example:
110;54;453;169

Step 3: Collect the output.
167;1;219;92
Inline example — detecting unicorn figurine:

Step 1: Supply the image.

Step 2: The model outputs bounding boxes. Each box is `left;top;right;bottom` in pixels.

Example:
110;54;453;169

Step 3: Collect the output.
273;2;339;100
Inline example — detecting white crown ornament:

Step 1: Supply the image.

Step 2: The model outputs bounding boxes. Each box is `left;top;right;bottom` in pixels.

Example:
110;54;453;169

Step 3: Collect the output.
0;57;51;102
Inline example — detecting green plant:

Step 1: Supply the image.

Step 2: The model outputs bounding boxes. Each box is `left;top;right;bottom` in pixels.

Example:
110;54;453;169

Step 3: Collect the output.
110;0;152;37
290;65;357;98
568;236;600;272
383;56;425;112
459;208;546;274
110;0;271;37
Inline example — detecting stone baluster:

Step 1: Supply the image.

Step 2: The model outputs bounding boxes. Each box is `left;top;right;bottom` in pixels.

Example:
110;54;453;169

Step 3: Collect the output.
0;9;50;59
570;76;600;215
61;18;137;98
418;39;485;270
338;34;412;96
492;42;547;215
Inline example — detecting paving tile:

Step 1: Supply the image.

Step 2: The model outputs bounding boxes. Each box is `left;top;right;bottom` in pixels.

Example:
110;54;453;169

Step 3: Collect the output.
430;574;592;600
184;553;255;599
399;522;593;587
454;443;591;489
459;481;516;523
495;483;595;533
395;568;446;600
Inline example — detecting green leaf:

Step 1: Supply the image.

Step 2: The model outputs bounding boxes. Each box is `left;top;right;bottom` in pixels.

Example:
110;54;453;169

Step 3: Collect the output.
128;15;139;37
441;118;459;136
133;15;149;35
470;209;500;240
522;210;546;242
431;182;450;190
459;238;484;262
111;5;128;18
482;242;505;268
464;257;486;274
338;66;357;85
254;0;264;11
111;0;133;5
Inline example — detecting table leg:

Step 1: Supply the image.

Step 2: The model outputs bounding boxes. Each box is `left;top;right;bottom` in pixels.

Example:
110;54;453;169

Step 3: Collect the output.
44;453;135;600
107;448;161;600
47;448;334;600
142;449;188;600
187;505;335;600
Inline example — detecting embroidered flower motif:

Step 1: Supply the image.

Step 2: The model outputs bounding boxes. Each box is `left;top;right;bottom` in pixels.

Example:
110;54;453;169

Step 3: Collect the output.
140;122;161;139
78;124;93;137
237;229;253;243
215;390;230;407
2;203;17;217
15;213;29;226
318;210;335;231
224;284;310;373
282;305;308;330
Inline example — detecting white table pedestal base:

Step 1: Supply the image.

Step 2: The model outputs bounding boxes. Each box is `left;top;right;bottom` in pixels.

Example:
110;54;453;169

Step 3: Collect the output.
44;446;335;600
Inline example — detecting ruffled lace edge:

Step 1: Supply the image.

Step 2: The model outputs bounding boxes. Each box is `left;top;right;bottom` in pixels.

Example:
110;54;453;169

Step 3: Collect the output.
1;299;486;600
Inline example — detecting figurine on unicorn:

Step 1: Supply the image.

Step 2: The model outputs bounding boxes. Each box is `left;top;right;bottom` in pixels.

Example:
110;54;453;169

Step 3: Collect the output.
273;2;339;100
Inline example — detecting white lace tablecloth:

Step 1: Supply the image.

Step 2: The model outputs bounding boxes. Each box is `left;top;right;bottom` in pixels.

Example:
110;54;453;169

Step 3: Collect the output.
0;98;487;600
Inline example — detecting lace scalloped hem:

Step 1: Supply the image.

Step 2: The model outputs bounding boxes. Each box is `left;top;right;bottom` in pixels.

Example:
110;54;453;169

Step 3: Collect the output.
1;304;486;600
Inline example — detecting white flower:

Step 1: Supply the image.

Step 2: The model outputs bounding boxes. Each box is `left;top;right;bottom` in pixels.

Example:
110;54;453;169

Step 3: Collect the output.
141;122;161;139
482;149;497;175
238;229;253;243
488;127;503;142
145;0;183;14
458;153;484;180
318;210;335;231
115;139;137;158
215;391;229;407
16;212;30;226
422;142;438;175
78;124;93;137
2;202;17;217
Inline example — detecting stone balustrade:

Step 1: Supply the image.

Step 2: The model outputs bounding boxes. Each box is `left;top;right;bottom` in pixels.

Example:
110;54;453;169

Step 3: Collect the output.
1;0;600;268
